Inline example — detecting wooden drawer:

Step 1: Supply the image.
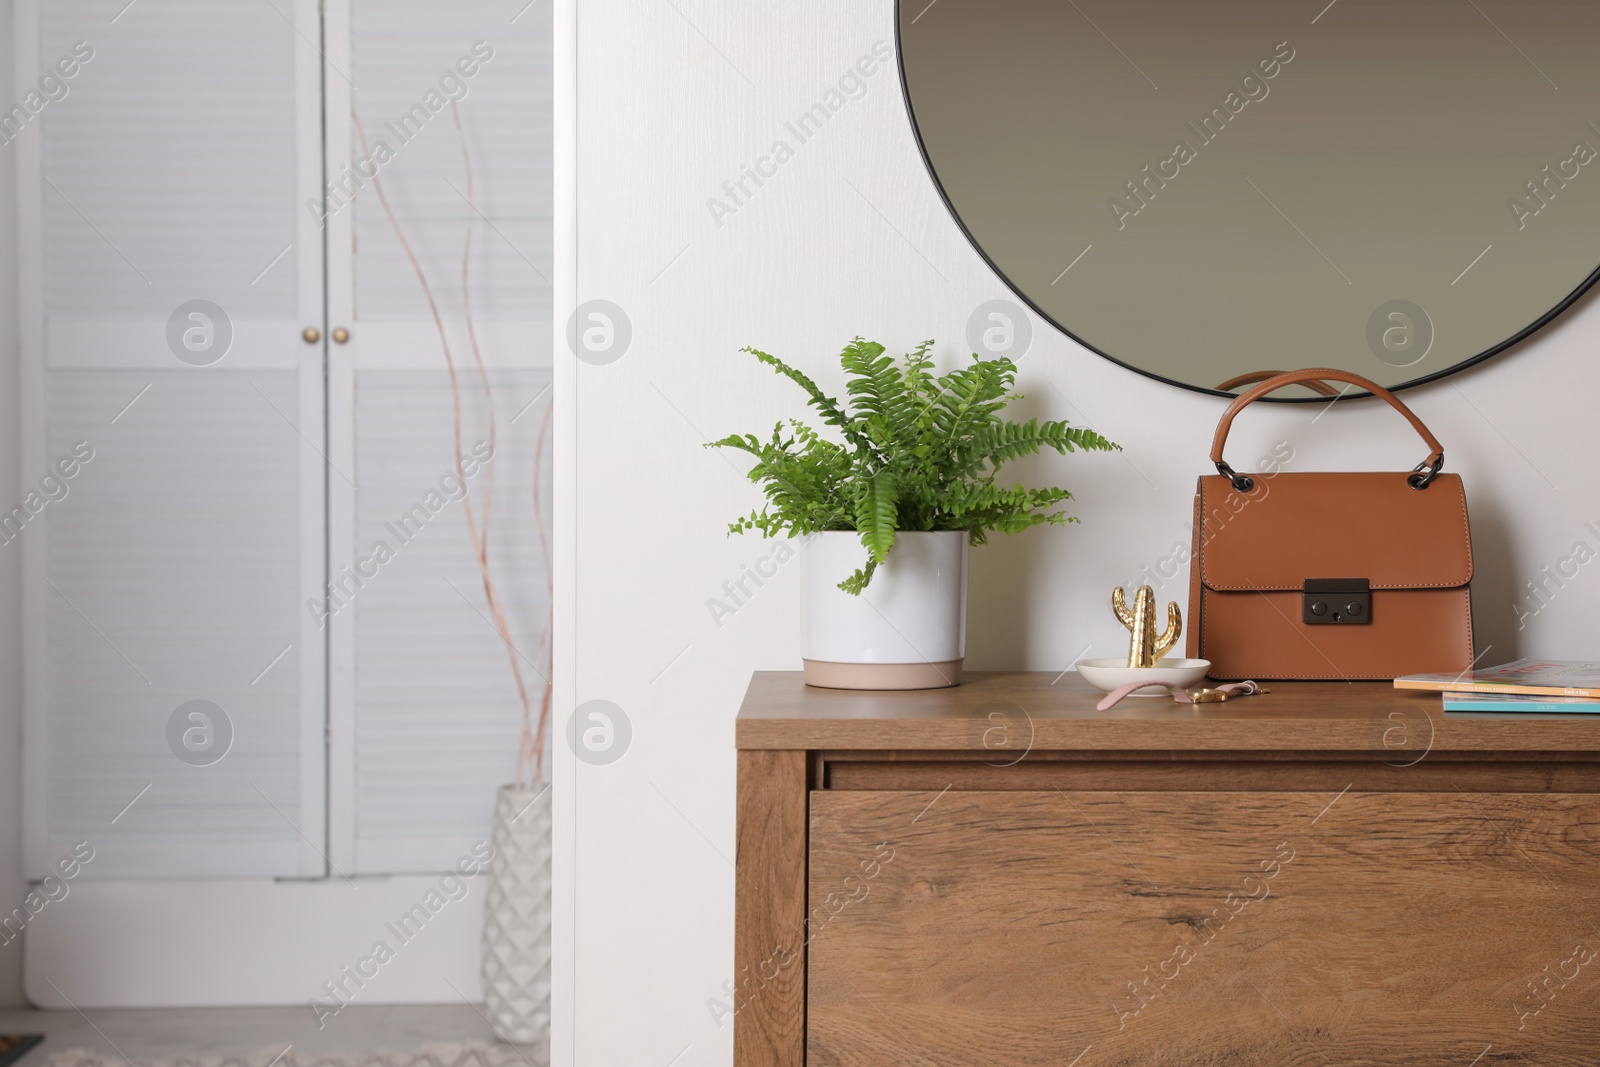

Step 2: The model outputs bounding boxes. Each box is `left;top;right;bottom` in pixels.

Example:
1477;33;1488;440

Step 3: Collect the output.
806;788;1600;1066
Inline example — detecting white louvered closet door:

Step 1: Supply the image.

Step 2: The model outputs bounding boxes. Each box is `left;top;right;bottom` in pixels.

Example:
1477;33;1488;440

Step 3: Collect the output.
19;0;328;878
325;0;554;874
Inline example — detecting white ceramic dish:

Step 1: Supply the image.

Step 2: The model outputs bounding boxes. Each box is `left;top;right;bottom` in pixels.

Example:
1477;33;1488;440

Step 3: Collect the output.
1075;657;1211;696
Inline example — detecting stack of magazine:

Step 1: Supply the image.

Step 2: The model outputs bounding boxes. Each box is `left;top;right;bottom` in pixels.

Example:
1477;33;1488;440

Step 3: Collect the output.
1394;660;1600;712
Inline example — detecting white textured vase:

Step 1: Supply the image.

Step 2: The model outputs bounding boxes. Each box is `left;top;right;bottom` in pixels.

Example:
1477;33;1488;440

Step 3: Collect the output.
481;784;552;1045
804;530;968;689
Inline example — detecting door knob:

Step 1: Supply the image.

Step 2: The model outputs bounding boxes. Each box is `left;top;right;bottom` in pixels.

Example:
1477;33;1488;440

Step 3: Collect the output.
332;327;349;344
302;327;320;344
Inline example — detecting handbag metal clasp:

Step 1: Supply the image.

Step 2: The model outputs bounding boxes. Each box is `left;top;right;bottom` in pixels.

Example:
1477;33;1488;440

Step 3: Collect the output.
1302;578;1371;625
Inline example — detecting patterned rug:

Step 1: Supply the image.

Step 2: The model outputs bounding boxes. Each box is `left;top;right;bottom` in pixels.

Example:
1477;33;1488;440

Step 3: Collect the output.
45;1042;546;1067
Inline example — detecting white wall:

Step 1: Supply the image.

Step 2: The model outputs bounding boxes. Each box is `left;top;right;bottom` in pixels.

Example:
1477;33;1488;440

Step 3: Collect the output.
560;2;1600;1064
0;0;24;1010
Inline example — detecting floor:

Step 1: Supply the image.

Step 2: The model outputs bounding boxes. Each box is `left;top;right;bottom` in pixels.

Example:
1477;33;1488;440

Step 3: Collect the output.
0;1006;548;1065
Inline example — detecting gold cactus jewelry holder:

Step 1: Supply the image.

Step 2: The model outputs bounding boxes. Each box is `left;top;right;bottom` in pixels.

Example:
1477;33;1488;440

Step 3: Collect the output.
1112;585;1182;668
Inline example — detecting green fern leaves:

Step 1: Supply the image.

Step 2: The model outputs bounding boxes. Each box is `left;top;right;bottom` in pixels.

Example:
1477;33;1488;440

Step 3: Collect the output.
709;338;1118;593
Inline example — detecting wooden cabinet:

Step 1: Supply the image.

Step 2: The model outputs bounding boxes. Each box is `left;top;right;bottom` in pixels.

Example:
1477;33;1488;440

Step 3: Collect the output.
736;672;1600;1066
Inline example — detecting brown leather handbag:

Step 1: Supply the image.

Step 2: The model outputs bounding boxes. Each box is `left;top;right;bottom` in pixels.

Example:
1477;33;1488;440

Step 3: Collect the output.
1186;368;1474;680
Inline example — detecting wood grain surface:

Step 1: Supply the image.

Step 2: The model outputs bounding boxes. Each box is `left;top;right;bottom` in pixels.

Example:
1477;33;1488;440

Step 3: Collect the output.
806;788;1600;1066
733;749;808;1067
822;758;1600;793
737;671;1600;753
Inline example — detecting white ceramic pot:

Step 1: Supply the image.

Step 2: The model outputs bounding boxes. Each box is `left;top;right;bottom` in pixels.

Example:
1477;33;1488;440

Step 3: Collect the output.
804;530;967;689
481;783;552;1045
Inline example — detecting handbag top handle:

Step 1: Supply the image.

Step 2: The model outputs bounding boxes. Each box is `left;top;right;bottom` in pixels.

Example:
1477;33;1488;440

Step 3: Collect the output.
1213;370;1342;396
1209;368;1446;492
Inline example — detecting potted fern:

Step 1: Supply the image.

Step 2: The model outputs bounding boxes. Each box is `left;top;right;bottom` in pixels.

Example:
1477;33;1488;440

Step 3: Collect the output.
711;338;1116;689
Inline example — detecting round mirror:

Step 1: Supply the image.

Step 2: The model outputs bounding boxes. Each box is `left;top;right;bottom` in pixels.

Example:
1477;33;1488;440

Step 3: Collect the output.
899;1;1600;397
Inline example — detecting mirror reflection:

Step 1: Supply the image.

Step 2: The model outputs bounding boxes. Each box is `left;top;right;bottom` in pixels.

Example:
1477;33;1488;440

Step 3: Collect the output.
899;0;1600;394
